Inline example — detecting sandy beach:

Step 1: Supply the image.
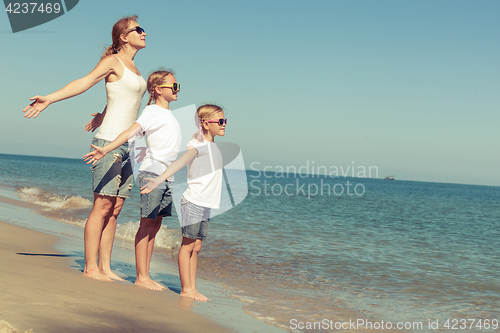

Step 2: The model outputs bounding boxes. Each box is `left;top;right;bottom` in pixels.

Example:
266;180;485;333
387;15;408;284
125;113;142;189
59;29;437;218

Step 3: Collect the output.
0;188;289;333
0;220;231;333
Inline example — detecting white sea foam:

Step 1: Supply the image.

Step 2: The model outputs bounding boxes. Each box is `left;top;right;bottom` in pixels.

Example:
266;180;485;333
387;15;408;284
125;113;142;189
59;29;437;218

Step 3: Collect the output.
16;187;92;210
6;155;500;333
116;221;182;250
16;187;182;249
231;294;257;303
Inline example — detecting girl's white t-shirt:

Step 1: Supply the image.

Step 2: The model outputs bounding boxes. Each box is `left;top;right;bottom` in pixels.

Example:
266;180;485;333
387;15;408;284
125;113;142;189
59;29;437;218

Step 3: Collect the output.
183;139;223;209
135;105;182;177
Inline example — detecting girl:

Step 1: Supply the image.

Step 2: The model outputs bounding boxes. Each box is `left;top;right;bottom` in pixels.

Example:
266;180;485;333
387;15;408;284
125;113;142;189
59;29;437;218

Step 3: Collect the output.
84;70;182;290
23;16;147;282
141;104;227;301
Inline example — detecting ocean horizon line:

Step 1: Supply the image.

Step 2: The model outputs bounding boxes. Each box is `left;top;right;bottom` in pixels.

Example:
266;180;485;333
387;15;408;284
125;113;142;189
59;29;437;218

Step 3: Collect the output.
1;152;498;189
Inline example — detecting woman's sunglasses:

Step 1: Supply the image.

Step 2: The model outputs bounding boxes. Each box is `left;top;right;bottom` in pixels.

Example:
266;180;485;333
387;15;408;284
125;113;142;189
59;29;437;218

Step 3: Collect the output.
205;118;227;126
157;83;180;92
127;26;145;35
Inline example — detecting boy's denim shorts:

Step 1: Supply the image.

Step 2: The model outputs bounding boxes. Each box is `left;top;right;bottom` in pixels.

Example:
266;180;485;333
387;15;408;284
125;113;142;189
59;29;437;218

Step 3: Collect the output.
90;137;134;199
180;197;210;240
138;171;173;220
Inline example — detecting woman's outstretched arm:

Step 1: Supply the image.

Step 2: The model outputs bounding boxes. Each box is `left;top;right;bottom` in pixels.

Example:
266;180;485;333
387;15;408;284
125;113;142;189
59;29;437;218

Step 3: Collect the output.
23;55;120;118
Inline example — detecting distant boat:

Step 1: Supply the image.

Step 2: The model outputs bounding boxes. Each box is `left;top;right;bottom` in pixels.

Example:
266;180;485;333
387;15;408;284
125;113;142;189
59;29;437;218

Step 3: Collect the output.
384;176;395;180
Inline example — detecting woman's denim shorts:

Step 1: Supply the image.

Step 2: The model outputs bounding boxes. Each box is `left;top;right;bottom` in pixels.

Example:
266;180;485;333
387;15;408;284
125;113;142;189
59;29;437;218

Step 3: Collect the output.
180;197;210;240
138;171;173;220
90;137;134;199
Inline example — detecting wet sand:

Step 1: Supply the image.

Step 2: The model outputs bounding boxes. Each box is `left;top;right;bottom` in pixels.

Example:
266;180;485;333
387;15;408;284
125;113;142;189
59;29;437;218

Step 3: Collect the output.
0;220;230;333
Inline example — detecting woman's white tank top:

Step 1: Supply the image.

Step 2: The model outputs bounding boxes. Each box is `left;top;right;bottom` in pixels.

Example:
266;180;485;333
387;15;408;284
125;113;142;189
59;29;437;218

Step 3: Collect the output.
95;56;147;141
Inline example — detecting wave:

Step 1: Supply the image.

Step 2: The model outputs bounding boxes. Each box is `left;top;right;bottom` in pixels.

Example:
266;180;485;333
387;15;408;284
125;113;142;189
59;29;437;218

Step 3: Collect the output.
15;187;182;250
116;221;182;250
16;187;92;211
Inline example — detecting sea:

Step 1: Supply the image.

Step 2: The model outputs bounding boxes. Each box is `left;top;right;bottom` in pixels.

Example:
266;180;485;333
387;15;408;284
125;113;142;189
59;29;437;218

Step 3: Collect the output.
0;152;499;333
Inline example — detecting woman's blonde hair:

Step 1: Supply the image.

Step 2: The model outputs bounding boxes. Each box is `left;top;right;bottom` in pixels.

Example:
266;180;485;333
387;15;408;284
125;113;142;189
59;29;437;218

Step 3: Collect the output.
101;15;139;60
145;69;175;106
192;104;224;142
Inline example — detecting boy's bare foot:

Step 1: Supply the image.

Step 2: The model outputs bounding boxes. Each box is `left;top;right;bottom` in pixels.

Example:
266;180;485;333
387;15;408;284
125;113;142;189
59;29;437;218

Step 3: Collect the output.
180;289;209;301
83;269;113;282
102;269;125;281
135;278;164;291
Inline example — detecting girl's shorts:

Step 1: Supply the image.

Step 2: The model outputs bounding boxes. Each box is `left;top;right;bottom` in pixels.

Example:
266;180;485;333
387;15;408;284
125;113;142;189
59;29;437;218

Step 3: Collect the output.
180;197;210;240
138;171;173;220
90;138;134;199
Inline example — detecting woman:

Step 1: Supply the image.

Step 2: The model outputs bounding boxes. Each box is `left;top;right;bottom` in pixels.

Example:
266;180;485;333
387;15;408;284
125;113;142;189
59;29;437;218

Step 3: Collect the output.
23;15;147;281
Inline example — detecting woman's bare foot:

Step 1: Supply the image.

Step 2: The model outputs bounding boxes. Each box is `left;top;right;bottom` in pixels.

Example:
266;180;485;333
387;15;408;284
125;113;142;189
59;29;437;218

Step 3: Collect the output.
135;278;164;291
83;268;112;282
102;269;125;281
180;289;209;301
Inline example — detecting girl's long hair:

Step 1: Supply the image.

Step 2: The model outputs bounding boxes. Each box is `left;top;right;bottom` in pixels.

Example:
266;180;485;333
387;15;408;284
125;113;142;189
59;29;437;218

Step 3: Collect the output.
192;104;224;142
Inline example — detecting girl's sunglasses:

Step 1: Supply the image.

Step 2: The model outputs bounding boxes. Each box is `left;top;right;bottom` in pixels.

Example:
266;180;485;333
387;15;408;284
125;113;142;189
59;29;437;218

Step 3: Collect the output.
205;118;227;126
157;83;180;92
127;26;145;35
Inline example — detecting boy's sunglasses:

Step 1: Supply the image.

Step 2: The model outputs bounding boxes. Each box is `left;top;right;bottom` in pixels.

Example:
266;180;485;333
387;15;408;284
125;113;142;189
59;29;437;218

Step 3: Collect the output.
127;26;145;35
157;83;181;92
205;118;227;126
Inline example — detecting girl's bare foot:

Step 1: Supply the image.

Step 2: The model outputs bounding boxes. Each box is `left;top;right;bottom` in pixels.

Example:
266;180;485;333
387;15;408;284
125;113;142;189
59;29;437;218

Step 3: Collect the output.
152;280;166;290
83;269;112;282
180;289;209;301
194;291;210;301
135;278;164;291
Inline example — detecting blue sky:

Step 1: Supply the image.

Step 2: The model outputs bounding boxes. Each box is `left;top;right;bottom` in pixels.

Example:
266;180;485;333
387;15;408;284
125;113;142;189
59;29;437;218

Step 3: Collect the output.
1;0;499;186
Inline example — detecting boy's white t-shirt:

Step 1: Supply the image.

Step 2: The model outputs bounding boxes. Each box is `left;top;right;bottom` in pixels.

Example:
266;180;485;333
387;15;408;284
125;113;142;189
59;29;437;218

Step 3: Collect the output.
183;139;223;209
135;105;181;178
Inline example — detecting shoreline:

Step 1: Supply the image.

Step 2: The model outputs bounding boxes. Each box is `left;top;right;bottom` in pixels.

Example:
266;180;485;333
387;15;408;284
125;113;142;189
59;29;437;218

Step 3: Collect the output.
0;220;229;333
0;189;288;333
2;153;499;333
0;185;397;333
